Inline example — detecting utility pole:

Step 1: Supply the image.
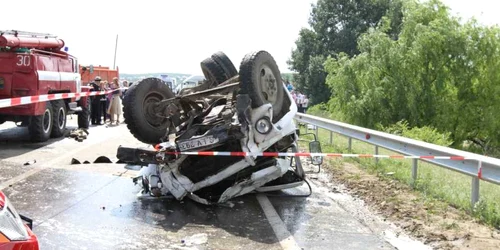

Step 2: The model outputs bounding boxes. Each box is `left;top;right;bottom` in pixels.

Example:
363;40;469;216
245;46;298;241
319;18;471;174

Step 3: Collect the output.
113;34;118;70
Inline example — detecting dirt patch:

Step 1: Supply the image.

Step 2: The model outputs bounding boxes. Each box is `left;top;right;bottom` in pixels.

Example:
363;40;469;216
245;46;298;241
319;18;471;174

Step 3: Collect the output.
323;159;500;250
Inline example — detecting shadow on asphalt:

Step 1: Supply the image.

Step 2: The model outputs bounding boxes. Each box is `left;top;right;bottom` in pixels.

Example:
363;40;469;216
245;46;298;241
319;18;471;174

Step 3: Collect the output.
0;122;78;159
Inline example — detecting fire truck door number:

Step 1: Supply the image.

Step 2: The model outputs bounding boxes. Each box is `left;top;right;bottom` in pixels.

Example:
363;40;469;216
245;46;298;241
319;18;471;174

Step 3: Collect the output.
16;55;31;67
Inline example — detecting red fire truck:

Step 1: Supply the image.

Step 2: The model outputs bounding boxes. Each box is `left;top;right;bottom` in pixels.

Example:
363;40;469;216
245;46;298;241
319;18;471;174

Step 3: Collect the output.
79;65;119;85
0;30;90;142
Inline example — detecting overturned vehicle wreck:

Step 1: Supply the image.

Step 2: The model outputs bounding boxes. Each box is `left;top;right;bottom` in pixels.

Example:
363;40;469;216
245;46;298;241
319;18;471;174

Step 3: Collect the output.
118;51;311;205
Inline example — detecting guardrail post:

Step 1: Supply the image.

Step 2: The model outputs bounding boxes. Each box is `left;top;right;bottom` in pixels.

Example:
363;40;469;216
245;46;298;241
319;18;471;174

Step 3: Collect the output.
471;161;481;209
375;146;379;164
348;137;352;151
411;159;418;187
329;131;333;145
471;177;480;208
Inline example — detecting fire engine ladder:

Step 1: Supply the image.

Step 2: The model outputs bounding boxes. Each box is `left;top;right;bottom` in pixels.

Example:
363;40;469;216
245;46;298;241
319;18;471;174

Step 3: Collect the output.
0;30;57;38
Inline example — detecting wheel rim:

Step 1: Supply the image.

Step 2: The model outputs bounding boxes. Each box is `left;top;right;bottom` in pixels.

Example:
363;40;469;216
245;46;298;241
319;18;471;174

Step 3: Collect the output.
259;65;278;104
57;107;65;129
142;92;166;128
43;109;51;134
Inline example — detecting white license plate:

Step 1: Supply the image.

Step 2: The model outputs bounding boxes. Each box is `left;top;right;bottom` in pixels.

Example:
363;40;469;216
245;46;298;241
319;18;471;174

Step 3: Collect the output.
178;136;220;151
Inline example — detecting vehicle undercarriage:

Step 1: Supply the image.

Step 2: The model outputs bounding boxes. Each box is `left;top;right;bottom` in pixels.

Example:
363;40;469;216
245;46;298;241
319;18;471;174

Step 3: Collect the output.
117;51;310;204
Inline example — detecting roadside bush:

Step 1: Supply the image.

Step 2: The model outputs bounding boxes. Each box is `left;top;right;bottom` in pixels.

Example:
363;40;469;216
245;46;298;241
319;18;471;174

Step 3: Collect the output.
377;120;453;147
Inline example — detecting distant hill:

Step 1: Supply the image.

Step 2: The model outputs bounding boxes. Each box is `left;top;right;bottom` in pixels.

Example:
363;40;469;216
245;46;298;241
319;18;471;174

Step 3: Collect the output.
120;73;193;83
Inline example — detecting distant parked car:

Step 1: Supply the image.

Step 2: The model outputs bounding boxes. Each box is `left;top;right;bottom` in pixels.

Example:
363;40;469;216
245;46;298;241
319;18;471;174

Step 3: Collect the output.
0;191;39;250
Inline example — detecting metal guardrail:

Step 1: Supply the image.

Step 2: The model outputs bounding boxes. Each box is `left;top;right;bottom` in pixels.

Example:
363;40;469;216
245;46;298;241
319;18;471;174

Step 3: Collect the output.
294;113;500;208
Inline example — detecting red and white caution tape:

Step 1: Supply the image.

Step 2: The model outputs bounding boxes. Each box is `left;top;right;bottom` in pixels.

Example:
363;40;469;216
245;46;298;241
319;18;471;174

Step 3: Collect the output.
158;151;470;160
0;88;127;109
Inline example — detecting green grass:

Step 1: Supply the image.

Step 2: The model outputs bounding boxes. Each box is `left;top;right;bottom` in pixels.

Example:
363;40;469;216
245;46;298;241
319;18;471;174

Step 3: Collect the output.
298;123;500;229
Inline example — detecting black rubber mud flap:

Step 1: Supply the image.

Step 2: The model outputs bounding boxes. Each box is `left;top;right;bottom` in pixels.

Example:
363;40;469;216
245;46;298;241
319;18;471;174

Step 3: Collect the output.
94;156;113;164
71;158;81;164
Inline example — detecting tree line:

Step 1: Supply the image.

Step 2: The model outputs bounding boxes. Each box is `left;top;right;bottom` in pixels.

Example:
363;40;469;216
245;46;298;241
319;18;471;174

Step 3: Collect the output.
288;0;500;156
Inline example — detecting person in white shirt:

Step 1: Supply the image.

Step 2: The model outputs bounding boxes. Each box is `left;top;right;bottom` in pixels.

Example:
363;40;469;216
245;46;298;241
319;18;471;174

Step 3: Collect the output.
291;90;297;104
296;92;305;113
302;95;309;113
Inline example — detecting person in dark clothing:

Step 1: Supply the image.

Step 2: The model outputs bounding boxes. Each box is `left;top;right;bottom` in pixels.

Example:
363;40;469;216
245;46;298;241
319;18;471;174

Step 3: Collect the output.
89;76;102;125
99;80;109;124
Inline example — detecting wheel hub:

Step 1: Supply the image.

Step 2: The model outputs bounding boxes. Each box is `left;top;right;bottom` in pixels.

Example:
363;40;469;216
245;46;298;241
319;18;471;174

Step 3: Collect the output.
57;108;65;128
143;94;165;127
43;109;51;133
259;65;278;104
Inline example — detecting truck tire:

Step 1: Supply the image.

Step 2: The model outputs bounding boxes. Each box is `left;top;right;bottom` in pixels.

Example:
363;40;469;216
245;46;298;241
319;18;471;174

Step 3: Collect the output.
123;77;175;144
51;100;67;138
211;51;238;80
28;102;54;142
200;57;228;87
78;97;90;129
239;50;285;122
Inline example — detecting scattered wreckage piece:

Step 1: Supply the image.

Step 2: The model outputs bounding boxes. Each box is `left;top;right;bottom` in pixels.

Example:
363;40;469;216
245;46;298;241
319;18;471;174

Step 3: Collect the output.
119;50;314;205
68;128;89;142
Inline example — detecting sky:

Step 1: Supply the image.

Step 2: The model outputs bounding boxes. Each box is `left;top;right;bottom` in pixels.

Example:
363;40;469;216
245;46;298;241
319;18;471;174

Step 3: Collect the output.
0;0;499;75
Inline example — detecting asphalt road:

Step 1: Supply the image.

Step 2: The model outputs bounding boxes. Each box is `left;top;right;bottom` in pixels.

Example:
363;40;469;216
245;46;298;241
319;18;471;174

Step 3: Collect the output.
0;115;430;250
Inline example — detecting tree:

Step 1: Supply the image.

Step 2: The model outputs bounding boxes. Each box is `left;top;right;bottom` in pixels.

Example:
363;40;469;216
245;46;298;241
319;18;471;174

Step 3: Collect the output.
287;28;319;96
288;0;403;105
325;0;500;154
310;0;403;57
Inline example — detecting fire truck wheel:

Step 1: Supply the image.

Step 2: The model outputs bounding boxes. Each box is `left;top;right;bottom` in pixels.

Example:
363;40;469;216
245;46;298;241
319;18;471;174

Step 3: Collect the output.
239;50;285;122
200;57;228;87
123;77;175;144
51;100;67;138
211;51;238;80
78;97;90;129
28;102;54;142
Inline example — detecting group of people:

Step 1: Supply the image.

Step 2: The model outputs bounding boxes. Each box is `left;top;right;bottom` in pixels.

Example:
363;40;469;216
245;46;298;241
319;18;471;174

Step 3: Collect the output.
285;81;309;113
88;76;128;126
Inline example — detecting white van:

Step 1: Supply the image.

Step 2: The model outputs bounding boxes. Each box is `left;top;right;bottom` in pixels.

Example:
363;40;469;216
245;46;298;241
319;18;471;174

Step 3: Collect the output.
159;74;177;90
174;75;205;94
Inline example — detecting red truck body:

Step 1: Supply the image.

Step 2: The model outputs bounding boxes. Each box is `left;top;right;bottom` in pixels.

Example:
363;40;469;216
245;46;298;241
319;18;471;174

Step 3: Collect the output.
80;65;119;84
0;30;90;142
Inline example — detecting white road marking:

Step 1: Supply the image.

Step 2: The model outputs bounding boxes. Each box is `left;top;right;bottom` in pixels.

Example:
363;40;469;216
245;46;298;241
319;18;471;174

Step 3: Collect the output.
256;194;301;250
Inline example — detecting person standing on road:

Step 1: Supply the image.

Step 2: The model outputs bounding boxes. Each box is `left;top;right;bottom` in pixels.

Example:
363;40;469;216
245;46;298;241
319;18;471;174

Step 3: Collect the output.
296;91;304;113
302;94;309;113
89;76;102;125
121;80;129;99
107;77;122;125
286;81;294;92
99;80;109;124
291;90;297;105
